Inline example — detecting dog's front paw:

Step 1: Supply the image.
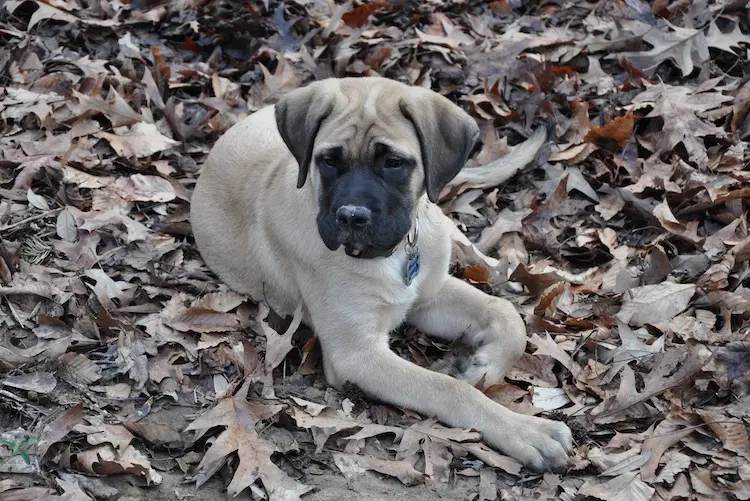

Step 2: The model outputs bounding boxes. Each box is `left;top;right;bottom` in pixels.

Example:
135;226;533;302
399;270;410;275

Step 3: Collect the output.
488;415;573;472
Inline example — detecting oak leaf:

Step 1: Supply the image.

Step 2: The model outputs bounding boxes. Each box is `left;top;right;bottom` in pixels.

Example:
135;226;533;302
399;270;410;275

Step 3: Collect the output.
631;84;732;166
185;392;308;500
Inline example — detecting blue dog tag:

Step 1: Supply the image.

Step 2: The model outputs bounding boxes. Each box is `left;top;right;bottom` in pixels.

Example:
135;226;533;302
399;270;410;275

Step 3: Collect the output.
404;251;420;286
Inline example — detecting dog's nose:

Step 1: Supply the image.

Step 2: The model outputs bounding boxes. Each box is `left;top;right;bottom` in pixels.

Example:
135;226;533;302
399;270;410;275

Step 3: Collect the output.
336;205;372;229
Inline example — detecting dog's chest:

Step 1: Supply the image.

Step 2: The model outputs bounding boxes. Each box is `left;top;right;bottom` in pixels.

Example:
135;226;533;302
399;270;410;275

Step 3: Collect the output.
344;250;423;298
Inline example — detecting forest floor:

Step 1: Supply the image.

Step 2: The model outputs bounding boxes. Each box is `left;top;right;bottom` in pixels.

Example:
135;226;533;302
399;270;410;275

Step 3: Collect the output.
1;1;750;500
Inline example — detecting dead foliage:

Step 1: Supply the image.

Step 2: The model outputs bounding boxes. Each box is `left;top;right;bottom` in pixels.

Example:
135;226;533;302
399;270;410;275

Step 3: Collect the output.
1;0;750;500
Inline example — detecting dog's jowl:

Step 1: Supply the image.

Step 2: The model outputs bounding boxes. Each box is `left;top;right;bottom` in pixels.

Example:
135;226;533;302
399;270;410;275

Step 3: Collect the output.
190;77;574;471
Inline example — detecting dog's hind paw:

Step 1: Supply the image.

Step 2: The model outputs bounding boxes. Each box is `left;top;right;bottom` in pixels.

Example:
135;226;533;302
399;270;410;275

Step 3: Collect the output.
454;347;508;387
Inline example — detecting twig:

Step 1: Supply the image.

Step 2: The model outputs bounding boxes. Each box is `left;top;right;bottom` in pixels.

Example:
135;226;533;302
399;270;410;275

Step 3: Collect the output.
0;208;63;232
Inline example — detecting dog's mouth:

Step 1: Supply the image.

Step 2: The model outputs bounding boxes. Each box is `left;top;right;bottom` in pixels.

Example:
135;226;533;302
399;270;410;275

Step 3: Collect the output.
344;243;380;259
344;243;365;258
343;242;394;259
319;224;401;260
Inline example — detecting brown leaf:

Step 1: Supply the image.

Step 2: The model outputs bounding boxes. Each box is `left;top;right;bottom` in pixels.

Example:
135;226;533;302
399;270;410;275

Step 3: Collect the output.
2;372;56;394
653;200;703;244
37;403;84;458
697;409;750;461
578;471;655;501
167;307;239;333
509;263;563;296
640;418;695;482
261;302;303;373
631;84;731;165
333;452;423;486
616;282;696;328
111;174;176;203
59;353;102;386
150;46;171;95
584;111;634;149
193;291;247;312
96;122;179;158
74;445;161;485
341;2;390;27
463;265;490;284
74;420;134;452
595;346;709;421
186;393;308;499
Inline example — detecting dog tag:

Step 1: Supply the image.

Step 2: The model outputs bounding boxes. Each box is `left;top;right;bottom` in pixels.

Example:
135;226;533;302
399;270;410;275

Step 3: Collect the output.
404;251;420;286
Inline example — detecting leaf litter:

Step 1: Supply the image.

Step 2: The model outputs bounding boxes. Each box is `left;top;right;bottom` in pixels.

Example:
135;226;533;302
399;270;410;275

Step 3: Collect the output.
1;0;750;500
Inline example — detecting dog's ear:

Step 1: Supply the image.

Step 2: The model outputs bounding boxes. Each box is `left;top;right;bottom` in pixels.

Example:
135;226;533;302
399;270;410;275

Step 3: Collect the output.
400;92;482;202
275;83;334;188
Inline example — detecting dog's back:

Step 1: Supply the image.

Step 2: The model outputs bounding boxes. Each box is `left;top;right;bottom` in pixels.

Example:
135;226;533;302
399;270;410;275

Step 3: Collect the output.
191;106;308;316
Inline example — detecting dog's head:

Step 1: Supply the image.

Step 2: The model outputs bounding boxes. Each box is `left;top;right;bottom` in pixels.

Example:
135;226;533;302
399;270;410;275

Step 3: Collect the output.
275;77;482;258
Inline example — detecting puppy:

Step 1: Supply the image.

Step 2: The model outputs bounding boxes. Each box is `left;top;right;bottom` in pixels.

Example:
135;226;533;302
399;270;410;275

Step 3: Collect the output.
190;77;573;471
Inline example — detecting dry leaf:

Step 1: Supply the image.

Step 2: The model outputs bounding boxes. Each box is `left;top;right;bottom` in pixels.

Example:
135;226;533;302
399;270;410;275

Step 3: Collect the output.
185;391;309;499
74;444;162;485
26;189;50;211
96;122;179;158
595;347;708;421
2;372;57;394
333;452;423;486
3;0;750;498
37;404;84;458
616;282;696;327
75;420;134;452
261;302;303;373
631;84;732;165
578;471;655;501
112;174;176;203
617;21;708;76
56;208;78;242
193;291;247;312
167;307;239;333
463;265;490;284
696;409;750;461
584;112;634;149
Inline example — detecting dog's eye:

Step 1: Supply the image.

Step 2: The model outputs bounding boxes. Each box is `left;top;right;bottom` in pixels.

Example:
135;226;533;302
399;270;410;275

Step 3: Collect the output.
385;157;403;169
323;157;338;168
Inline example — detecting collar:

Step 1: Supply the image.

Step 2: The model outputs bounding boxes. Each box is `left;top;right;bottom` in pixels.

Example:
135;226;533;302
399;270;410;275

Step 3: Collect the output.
402;218;420;286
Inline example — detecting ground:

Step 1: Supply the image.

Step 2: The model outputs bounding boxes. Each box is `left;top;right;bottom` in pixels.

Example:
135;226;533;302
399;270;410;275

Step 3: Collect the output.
1;1;750;501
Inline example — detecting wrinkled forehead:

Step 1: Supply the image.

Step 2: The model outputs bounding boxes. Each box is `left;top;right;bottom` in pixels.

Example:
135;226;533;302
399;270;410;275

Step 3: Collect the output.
314;85;419;159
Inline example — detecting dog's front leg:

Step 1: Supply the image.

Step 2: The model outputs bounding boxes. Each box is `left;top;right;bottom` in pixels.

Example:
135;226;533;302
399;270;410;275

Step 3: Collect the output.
408;276;527;385
309;301;571;472
403;275;574;470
